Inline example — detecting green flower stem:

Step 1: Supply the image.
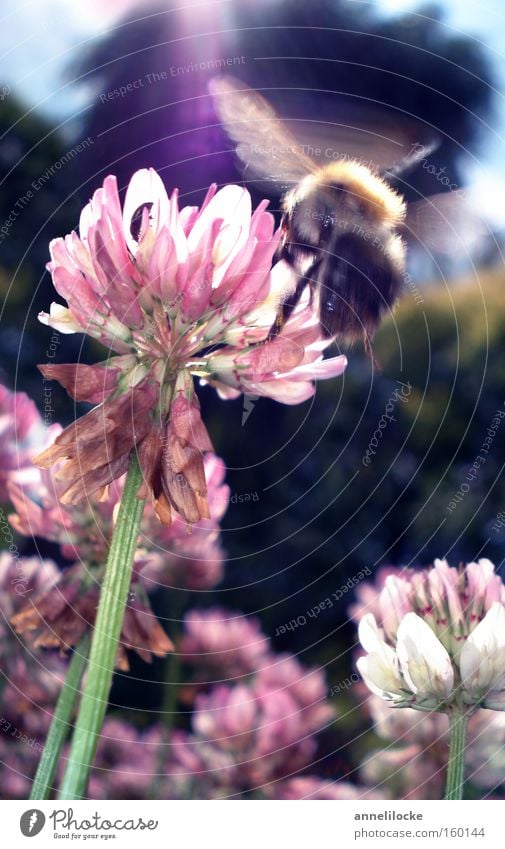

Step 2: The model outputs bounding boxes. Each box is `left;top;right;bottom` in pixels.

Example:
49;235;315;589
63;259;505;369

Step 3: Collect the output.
58;454;145;800
30;632;91;800
444;710;469;800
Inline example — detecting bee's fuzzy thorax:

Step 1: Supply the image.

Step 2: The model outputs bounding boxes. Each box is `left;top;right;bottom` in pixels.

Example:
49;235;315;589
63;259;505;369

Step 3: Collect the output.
287;160;406;227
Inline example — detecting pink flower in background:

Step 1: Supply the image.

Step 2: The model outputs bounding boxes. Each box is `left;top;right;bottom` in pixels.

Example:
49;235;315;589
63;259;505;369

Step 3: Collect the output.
165;645;335;793
85;719;163;800
464;709;505;789
0;590;363;801
164;730;237;799
35;170;347;524
8;462;119;565
177;682;319;788
0;745;39;801
255;653;335;734
273;776;387;800
157;609;338;796
179;607;270;684
55;621;341;800
360;742;440;800
139;538;225;592
177;610;335;733
0;553;59;631
354;558;505;712
1;656;65;738
0;553;69;800
82;721;386;801
0;385;55;487
137;454;229;591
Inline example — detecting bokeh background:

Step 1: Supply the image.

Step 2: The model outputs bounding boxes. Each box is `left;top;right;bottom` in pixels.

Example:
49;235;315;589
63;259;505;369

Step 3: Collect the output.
1;0;505;797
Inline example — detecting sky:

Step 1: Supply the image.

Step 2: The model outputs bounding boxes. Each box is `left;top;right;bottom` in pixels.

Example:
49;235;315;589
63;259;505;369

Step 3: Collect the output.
1;0;505;224
371;1;505;225
0;0;136;120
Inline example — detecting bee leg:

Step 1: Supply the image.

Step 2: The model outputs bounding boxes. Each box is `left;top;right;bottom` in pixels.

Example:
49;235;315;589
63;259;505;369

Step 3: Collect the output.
268;247;322;339
364;332;381;372
268;275;308;340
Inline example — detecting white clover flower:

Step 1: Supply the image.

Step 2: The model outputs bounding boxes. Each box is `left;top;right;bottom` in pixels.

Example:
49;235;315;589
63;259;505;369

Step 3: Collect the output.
396;613;454;703
356;561;505;713
460;603;505;708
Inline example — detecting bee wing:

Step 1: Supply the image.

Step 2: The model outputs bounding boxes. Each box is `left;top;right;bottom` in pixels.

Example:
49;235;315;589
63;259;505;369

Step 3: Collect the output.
404;193;490;255
211;77;439;192
286;116;438;175
209;76;317;193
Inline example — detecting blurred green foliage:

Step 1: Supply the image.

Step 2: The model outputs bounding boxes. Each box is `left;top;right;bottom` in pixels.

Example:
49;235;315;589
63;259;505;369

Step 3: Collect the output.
0;94;71;275
0;94;95;407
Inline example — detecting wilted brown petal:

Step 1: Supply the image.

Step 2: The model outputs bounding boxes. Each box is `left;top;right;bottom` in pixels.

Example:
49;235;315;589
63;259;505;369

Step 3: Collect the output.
120;596;174;663
38;363;119;404
34;385;157;504
170;393;214;452
59;453;130;504
136;427;164;500
153;491;173;525
12;564;173;669
11;566;97;650
162;430;209;523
